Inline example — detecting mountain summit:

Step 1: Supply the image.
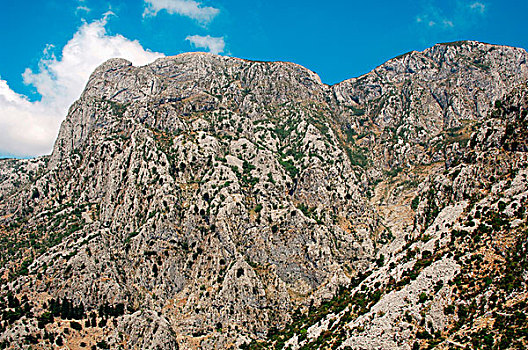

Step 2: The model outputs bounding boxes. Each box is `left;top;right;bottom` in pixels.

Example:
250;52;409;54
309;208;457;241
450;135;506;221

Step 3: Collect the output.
1;41;527;349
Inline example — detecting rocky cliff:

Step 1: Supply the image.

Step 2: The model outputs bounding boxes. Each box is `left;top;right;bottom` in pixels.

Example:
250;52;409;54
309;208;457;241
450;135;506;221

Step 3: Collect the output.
0;41;527;349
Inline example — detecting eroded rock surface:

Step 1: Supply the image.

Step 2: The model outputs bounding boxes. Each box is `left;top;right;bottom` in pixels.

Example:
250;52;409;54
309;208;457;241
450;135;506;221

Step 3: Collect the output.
0;41;527;349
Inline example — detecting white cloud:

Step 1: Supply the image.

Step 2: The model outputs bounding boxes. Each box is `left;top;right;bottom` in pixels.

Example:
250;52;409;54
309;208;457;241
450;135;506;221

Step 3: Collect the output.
143;0;219;25
0;80;58;157
416;14;451;29
76;5;91;13
442;19;454;27
185;35;225;54
416;1;487;32
416;3;450;29
469;2;486;13
0;16;163;157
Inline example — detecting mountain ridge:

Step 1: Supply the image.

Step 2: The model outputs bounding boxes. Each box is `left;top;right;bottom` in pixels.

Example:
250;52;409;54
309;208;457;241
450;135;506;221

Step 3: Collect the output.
0;40;527;349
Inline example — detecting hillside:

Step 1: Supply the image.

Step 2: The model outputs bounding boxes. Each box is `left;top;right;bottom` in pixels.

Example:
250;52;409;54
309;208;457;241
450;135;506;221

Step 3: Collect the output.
0;41;527;349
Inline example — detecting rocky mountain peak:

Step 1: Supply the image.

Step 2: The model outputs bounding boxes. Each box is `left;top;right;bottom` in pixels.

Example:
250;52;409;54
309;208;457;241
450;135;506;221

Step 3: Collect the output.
0;41;527;349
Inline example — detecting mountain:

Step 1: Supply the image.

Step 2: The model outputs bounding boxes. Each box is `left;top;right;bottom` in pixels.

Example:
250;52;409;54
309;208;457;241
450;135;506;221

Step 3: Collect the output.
0;40;527;349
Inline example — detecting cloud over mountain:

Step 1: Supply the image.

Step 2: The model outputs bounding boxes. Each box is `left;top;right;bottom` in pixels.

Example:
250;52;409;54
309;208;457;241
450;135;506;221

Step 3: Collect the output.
143;0;220;24
186;35;225;54
0;16;163;157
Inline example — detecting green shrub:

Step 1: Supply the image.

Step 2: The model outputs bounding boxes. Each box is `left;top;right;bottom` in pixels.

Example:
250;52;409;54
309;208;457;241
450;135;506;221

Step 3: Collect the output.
418;292;428;303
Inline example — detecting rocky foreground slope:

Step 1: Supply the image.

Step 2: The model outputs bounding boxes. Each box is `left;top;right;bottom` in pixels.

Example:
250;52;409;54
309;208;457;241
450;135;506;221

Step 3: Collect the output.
0;41;527;349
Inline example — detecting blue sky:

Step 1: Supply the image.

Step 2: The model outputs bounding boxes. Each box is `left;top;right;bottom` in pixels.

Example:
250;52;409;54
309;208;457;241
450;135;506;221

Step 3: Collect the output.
0;0;527;157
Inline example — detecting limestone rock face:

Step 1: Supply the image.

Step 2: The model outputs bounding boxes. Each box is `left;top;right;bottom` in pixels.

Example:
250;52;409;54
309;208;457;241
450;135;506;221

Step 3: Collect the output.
0;41;527;349
334;41;528;171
